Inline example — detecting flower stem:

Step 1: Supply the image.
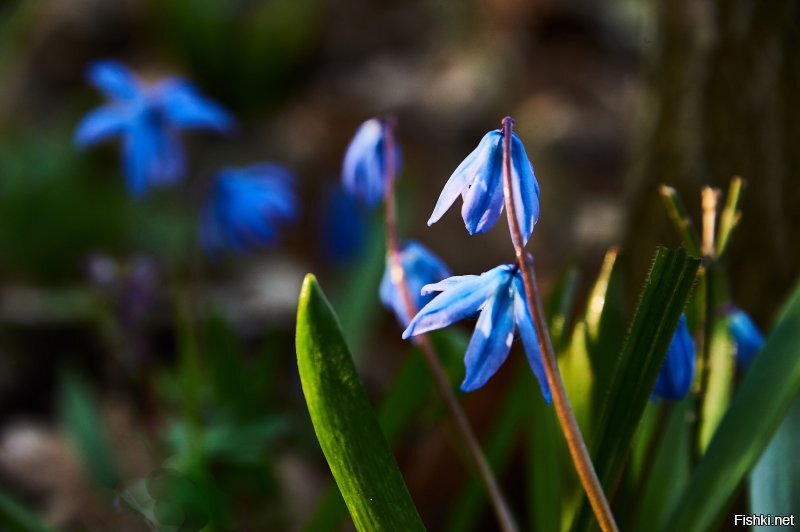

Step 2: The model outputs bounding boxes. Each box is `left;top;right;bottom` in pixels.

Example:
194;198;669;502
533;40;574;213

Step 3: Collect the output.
500;116;618;532
382;118;519;532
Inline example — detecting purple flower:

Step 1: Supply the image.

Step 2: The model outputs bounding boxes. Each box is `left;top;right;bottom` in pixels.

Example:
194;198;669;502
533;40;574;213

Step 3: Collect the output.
75;60;234;196
200;164;298;254
402;264;551;400
428;129;540;244
380;241;451;327
653;314;696;401
342;118;401;207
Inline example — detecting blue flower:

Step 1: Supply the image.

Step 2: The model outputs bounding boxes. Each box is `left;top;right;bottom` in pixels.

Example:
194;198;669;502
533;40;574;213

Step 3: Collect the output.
380;241;451;327
318;186;369;265
402;265;551;400
428;129;540;244
200;164;299;254
653;314;696;401
728;309;764;368
75;60;234;197
342;118;401;207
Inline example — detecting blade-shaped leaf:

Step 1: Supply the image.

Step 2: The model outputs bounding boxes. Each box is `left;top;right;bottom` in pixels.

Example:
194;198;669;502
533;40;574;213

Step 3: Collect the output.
749;397;800;530
304;329;466;531
629;401;691;531
572;247;700;532
661;280;800;532
295;274;425;531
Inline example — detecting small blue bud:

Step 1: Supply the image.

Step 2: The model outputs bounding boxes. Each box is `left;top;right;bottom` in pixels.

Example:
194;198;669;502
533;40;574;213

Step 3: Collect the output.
75;60;234;197
728;309;765;368
403;264;551;402
428;128;540;244
379;241;451;327
342;118;401;207
199;164;299;254
653;314;696;401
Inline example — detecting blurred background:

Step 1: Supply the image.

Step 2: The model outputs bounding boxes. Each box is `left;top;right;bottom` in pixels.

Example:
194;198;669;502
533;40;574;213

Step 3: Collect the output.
0;0;797;530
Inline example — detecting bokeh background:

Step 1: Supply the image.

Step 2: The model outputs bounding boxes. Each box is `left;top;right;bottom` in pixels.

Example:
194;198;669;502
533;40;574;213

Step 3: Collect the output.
0;0;797;530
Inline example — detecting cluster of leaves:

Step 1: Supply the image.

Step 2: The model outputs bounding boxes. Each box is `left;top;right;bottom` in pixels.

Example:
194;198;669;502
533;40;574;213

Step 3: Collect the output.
297;222;800;531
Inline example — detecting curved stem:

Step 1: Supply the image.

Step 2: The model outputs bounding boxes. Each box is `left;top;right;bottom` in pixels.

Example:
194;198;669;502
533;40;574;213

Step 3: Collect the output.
500;116;618;532
382;118;519;532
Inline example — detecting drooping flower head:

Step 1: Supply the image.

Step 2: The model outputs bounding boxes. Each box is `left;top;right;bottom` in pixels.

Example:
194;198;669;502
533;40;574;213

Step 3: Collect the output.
75;60;234;197
653;314;696;401
428;127;540;244
728;308;765;368
403;264;551;401
200;164;298;254
380;241;451;327
342;118;401;207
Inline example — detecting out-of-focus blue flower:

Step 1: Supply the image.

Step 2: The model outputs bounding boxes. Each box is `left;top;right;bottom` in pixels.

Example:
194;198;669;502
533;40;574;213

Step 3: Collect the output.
728;309;765;368
402;264;551;400
380;241;451;327
318;186;369;265
342;118;401;207
428;129;540;244
200;164;298;254
653;314;696;401
75;60;234;197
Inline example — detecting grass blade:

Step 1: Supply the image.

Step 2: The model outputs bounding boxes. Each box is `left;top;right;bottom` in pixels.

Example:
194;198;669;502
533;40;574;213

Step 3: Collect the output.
572;247;700;531
296;274;425;531
662;280;800;532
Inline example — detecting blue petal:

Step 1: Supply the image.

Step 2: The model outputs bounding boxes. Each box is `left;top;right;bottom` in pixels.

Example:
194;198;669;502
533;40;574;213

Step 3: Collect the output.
154;79;234;133
74;105;129;146
319;187;368;263
513;275;552;403
87;60;141;101
200;164;299;255
729;310;765;368
510;133;540;245
653;315;695;401
380;241;452;327
402;265;513;339
428;130;502;227
461;279;516;391
342;119;400;207
461;132;505;234
122;119;158;197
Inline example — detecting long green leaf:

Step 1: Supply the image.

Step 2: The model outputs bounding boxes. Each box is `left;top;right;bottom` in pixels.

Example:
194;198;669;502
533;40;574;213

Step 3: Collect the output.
629;401;691;531
573;247;700;532
304;329;466;531
749;397;800;531
296;274;425;531
662;281;800;532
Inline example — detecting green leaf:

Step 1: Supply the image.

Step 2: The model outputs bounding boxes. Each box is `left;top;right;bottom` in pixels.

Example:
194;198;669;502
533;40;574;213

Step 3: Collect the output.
304;329;466;531
697;313;735;451
749;397;800;530
0;490;53;532
662;281;800;532
572;247;700;532
296;274;425;531
584;248;627;403
628;401;691;531
59;372;121;490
